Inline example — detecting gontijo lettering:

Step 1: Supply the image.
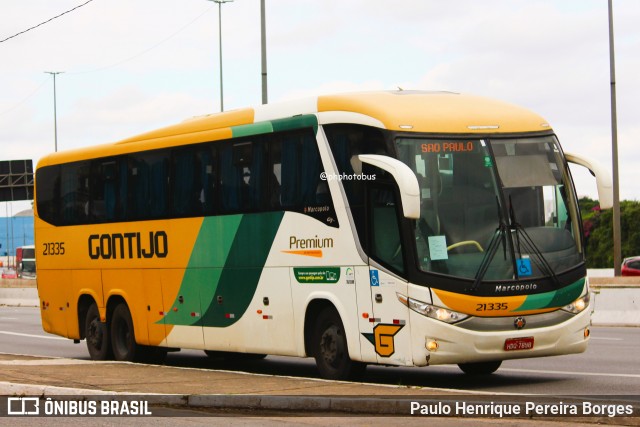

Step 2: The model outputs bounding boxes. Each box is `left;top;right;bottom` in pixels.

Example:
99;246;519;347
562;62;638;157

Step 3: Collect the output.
88;231;168;259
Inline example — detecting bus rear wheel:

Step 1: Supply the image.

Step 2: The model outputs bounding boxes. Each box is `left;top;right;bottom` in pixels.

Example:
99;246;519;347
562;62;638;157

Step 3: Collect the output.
110;303;167;364
312;307;365;381
85;303;111;360
458;360;502;375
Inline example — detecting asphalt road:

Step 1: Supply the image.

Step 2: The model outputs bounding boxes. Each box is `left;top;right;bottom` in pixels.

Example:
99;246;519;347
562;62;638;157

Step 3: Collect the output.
1;306;639;395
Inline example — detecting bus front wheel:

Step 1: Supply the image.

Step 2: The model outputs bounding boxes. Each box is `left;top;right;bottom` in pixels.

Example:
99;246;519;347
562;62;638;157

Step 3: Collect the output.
85;303;111;360
458;360;502;375
312;307;365;381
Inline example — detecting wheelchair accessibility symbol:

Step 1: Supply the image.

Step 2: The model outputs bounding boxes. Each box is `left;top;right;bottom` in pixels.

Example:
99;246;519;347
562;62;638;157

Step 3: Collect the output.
370;270;380;286
516;258;532;277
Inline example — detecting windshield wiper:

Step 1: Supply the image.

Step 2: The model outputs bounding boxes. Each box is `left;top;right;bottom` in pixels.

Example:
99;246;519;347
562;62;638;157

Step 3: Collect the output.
470;197;508;292
508;195;561;288
470;196;562;291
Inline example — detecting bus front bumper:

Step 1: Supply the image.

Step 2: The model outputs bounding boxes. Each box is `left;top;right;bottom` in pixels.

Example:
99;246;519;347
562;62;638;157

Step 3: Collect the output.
411;305;592;367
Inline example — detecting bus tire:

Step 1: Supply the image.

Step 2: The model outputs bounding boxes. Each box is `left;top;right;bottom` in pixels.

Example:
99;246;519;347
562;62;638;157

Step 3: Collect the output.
85;303;111;360
312;307;365;381
110;303;138;362
458;360;502;375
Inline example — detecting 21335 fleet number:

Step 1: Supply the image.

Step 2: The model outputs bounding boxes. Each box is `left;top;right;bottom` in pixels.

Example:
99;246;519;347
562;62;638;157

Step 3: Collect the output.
42;242;65;256
476;302;508;311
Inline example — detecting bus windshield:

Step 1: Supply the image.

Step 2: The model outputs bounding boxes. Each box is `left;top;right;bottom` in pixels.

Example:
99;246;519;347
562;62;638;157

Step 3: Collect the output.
396;135;583;282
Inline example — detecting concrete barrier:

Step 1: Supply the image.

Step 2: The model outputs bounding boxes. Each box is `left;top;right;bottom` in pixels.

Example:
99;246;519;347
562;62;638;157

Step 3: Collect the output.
0;286;38;307
591;286;640;326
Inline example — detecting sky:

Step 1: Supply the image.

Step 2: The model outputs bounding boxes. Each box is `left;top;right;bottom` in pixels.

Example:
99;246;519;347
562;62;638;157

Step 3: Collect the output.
1;0;639;215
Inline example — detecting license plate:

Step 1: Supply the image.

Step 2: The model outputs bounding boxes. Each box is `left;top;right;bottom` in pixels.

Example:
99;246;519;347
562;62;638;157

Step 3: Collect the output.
504;337;534;351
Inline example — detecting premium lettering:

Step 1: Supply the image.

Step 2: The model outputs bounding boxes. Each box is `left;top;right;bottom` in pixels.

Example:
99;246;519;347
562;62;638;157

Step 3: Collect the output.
289;235;334;250
88;231;168;259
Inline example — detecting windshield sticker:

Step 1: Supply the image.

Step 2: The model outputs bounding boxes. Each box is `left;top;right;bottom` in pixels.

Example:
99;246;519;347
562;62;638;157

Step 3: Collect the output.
294;267;340;284
517;257;533;277
428;235;448;260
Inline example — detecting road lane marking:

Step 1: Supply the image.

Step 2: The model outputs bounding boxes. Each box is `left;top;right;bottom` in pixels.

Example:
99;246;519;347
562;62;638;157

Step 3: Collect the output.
590;337;623;341
0;331;67;341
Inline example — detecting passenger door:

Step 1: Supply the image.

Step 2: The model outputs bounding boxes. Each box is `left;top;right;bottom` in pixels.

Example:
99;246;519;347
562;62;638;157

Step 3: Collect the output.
366;184;412;366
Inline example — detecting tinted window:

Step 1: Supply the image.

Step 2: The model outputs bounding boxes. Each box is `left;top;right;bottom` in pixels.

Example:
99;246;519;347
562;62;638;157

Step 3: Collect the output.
35;127;337;227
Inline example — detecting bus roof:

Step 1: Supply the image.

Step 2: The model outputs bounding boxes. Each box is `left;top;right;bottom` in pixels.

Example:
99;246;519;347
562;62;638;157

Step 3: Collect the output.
37;90;551;167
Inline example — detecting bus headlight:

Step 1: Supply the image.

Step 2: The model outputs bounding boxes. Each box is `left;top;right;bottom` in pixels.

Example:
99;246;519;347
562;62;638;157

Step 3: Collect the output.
562;292;590;314
397;293;468;324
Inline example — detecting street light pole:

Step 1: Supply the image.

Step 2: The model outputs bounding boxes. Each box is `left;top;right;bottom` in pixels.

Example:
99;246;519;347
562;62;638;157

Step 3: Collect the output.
608;0;622;276
209;0;233;112
44;71;63;152
260;0;268;104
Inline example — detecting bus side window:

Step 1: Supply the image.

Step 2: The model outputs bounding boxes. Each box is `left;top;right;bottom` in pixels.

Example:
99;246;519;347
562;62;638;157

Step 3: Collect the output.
280;131;326;208
35;165;61;225
196;147;217;215
267;136;282;210
149;155;168;218
172;148;197;216
369;186;404;273
61;161;90;225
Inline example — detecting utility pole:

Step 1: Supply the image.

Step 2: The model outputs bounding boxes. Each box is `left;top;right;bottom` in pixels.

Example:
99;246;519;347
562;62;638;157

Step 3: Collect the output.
44;71;63;152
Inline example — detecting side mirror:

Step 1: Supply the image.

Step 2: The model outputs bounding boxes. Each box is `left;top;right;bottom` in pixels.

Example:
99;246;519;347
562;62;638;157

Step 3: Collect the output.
564;152;613;209
358;154;420;219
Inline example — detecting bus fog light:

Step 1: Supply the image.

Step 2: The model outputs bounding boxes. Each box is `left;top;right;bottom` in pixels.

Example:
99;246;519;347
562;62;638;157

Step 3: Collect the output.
426;340;439;352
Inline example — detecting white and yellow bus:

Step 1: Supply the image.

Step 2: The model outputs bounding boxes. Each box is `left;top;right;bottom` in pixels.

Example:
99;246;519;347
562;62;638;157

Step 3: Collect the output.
35;91;612;379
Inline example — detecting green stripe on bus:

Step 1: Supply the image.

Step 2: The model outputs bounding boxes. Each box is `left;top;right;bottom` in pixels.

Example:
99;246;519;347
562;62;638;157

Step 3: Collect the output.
231;122;273;138
515;278;585;312
230;115;318;139
161;211;284;327
199;211;284;327
161;215;243;326
271;115;318;133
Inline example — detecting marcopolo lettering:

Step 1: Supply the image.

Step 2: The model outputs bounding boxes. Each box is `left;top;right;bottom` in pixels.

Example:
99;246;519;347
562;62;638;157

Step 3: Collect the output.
495;283;538;292
88;231;168;260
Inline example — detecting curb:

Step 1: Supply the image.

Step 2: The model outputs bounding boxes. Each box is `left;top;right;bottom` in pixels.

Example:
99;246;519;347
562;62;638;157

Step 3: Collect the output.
0;381;420;415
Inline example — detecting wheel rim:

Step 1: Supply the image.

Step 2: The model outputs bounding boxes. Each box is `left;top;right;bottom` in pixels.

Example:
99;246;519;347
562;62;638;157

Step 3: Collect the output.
87;318;102;350
320;325;343;368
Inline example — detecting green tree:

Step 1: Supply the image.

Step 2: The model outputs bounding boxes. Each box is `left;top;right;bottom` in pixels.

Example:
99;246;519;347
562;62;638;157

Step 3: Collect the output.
579;197;640;268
